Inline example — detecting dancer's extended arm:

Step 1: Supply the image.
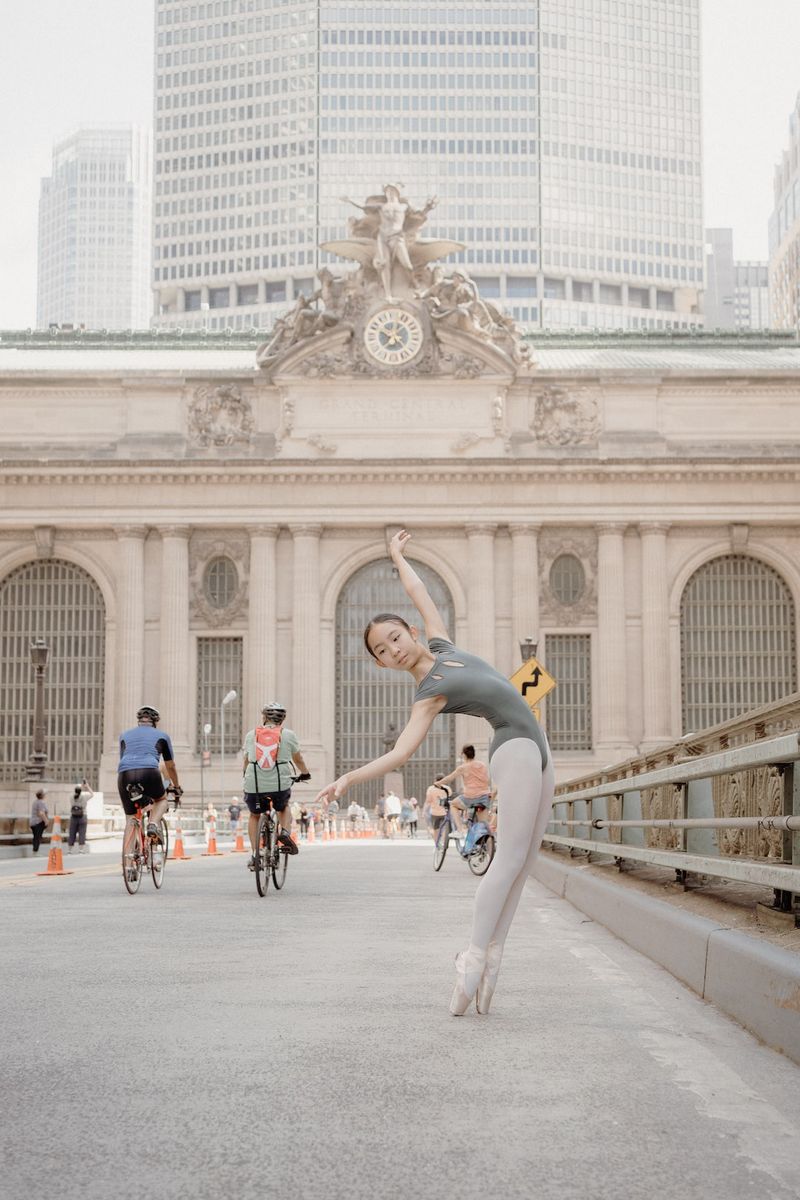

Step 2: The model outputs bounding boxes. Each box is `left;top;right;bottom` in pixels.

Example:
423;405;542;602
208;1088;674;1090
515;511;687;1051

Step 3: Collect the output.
315;698;442;803
388;529;449;641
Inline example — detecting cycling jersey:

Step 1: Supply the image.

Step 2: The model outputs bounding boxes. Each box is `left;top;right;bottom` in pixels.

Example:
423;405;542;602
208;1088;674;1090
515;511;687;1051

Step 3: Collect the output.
118;725;175;772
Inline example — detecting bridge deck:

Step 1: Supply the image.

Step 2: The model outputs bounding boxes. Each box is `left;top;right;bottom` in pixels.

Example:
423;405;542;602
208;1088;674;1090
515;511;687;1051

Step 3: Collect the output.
2;841;799;1200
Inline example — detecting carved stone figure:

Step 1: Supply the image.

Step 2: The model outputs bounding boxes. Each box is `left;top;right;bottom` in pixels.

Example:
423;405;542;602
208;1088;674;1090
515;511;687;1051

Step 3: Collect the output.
323;185;464;300
189;383;254;447
533;386;601;446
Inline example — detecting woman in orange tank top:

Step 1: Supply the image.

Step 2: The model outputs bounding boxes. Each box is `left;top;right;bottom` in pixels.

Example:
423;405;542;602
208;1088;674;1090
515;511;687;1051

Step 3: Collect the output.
438;745;492;835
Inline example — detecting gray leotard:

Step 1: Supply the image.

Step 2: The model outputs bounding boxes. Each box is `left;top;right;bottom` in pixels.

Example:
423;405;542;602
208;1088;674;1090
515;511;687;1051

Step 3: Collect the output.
414;637;548;768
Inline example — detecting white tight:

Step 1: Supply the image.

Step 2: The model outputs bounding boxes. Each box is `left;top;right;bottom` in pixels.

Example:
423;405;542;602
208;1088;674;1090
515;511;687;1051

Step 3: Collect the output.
469;737;555;952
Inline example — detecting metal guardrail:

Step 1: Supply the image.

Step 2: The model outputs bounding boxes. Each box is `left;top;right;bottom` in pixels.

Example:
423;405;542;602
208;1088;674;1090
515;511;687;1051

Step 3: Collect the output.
546;728;800;912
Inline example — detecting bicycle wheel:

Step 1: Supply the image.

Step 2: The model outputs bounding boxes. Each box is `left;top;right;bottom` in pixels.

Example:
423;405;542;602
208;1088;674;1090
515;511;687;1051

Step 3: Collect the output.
468;834;495;877
255;813;271;897
151;818;169;888
272;824;288;890
122;820;143;895
433;821;450;871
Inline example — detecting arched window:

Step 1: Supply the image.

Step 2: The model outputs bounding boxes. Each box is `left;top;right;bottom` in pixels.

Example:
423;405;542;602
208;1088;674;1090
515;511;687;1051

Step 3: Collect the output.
0;560;106;785
680;555;797;733
549;553;585;606
335;558;456;805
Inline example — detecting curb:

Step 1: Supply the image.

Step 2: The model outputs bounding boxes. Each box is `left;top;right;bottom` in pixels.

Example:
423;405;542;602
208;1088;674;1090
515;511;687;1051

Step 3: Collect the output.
532;853;800;1066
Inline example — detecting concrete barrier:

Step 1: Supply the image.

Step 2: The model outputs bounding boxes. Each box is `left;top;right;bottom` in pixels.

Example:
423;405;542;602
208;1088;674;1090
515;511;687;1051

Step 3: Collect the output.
532;852;800;1065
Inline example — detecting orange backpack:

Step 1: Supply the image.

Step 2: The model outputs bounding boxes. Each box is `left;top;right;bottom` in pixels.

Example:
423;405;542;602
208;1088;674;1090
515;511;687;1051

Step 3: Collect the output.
253;724;282;771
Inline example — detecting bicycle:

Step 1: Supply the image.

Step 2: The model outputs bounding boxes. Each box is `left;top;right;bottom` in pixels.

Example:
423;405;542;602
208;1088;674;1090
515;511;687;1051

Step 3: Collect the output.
121;784;180;895
433;796;495;876
253;766;310;898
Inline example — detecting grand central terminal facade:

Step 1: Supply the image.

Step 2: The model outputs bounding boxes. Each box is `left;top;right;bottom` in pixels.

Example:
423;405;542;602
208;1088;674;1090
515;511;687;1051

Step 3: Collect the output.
2;200;799;810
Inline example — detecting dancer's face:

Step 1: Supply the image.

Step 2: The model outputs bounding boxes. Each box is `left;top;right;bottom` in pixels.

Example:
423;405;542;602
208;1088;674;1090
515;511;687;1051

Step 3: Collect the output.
367;620;423;671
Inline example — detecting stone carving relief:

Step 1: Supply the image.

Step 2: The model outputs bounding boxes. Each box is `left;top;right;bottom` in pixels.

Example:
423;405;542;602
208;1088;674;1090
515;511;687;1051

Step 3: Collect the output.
189;383;254;447
641;784;683;851
189;532;249;627
532;386;601;447
713;765;784;860
539;528;598;624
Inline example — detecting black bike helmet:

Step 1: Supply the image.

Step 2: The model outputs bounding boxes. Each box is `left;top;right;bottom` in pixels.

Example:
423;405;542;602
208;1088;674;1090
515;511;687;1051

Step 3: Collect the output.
137;705;160;725
261;701;286;722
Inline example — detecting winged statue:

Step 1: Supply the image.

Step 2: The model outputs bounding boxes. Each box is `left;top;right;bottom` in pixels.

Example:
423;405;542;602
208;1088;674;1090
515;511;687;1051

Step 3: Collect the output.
321;184;465;301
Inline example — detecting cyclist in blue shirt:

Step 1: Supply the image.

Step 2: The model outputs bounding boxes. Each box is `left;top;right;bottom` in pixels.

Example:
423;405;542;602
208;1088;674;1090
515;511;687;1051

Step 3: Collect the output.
117;705;183;842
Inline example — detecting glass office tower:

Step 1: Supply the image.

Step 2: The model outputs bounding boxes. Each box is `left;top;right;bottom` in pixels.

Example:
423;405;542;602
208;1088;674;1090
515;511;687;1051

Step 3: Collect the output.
152;0;702;332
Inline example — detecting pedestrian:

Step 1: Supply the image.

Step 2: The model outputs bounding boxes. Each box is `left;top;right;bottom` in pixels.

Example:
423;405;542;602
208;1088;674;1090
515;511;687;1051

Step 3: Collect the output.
347;799;360;831
68;777;92;853
327;795;340;835
375;792;387;837
228;795;242;834
408;796;419;838
204;800;218;838
29;788;49;854
400;797;412;835
317;528;554;1016
298;804;310;838
385;789;401;837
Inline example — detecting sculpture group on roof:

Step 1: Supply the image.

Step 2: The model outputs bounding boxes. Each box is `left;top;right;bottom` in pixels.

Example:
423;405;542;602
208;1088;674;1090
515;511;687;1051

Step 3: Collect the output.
256;185;532;371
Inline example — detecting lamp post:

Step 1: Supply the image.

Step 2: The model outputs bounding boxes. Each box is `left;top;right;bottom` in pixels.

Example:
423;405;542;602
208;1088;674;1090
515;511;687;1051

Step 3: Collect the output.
220;690;237;807
519;637;538;663
26;638;50;781
200;722;212;808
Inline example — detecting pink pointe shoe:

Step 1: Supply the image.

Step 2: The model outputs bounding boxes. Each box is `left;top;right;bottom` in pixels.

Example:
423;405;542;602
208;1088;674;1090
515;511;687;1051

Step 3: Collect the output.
476;941;503;1015
449;946;487;1016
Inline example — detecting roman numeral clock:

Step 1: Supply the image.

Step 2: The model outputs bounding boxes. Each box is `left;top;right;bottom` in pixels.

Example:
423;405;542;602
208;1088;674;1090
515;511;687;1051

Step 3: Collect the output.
362;305;425;367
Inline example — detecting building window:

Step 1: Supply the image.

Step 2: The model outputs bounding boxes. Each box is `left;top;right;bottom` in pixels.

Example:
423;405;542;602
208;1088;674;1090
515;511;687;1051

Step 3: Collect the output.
196;637;242;754
185;290;202;311
335;558;455;804
209;286;230;308
0;560;106;786
471;275;501;297
544;277;566;300
237;284;258;306
543;634;592;752
549;555;585;606
266;281;286;303
680;555;797;733
506;276;537;298
599;283;622;305
203;557;239;610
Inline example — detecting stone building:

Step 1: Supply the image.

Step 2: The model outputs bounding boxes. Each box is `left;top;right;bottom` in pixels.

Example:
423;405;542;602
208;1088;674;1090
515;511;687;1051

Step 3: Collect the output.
1;236;799;812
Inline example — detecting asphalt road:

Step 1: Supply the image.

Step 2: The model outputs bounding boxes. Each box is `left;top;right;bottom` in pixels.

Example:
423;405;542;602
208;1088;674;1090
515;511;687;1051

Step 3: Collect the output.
2;839;799;1200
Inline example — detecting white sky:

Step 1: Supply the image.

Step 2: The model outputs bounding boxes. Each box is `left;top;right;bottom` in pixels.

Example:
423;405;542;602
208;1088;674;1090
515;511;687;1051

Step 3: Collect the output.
2;0;799;328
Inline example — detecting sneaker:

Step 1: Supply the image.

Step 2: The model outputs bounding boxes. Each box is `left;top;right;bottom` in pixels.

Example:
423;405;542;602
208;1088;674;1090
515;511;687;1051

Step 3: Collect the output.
278;830;299;856
247;855;256;872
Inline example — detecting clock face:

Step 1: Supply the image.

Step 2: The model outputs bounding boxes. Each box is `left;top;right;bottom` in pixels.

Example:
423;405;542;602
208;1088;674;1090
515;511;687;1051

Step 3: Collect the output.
363;307;424;366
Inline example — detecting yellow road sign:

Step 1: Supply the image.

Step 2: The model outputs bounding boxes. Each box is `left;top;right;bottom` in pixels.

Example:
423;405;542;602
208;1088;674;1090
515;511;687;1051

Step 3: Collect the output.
508;657;556;711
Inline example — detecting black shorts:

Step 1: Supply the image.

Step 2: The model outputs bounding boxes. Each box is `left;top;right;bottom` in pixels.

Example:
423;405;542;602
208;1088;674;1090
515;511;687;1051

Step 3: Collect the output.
244;790;291;815
432;814;445;831
118;768;165;815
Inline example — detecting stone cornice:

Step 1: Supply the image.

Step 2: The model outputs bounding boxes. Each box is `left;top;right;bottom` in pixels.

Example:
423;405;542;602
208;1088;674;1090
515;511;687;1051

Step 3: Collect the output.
3;458;800;489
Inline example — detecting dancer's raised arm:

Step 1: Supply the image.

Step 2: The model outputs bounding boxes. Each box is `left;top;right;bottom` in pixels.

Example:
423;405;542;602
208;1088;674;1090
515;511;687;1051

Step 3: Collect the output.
388;529;449;642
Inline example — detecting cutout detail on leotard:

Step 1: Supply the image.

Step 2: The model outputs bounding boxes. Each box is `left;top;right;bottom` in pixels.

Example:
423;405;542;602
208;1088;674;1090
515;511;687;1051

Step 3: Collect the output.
432;674;443;680
442;660;465;667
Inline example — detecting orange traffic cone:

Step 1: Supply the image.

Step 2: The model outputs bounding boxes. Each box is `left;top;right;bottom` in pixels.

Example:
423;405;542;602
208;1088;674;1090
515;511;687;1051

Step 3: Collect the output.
232;817;246;853
202;814;224;856
307;818;316;844
321;822;330;842
37;814;73;877
169;809;192;860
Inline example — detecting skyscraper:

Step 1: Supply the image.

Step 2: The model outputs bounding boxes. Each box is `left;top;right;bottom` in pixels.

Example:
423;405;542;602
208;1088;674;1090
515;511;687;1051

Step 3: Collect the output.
769;92;800;332
152;0;703;334
37;127;152;331
705;229;770;331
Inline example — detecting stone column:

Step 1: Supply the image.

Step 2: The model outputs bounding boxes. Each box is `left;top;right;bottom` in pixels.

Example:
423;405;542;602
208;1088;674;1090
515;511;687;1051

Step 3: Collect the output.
640;523;672;749
595;523;632;758
290;525;323;755
115;526;147;736
465;524;497;664
509;524;541;657
246;525;279;725
158;526;191;752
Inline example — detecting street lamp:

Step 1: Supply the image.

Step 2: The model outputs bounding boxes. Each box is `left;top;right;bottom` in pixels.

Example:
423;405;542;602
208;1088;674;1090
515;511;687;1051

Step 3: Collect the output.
26;638;50;781
200;722;212;807
519;637;538;663
220;690;237;807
